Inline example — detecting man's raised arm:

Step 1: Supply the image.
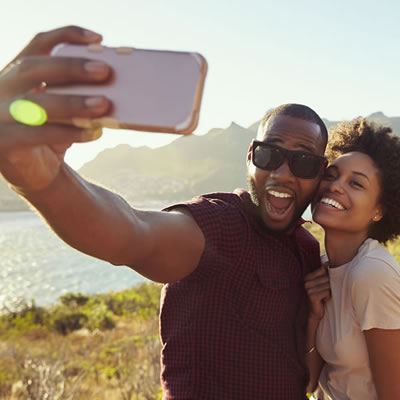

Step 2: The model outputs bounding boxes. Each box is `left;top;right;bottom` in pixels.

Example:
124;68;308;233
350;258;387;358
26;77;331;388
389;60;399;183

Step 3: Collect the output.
0;26;204;283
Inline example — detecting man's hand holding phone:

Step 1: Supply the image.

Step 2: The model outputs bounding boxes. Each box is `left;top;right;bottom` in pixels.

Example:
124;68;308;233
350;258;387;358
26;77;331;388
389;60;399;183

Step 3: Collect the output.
0;26;113;192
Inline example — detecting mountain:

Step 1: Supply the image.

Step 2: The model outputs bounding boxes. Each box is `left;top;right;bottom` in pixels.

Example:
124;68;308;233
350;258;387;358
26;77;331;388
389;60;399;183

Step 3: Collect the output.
324;112;400;133
79;121;254;206
1;112;399;211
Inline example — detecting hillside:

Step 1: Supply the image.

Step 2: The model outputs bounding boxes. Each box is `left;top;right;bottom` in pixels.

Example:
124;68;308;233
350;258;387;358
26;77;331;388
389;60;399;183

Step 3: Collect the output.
79;121;253;205
1;112;399;210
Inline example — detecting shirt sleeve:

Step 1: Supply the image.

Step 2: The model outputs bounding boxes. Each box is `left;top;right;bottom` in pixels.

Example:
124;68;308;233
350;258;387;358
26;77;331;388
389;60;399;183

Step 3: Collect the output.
351;256;400;331
164;194;248;280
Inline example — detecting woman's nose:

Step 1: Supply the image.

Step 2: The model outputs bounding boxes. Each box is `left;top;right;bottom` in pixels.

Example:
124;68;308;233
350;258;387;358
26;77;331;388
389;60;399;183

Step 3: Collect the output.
327;178;345;193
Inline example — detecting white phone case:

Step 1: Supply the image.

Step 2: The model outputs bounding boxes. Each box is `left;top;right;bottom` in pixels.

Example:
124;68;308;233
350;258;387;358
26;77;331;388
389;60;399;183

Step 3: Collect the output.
49;44;208;134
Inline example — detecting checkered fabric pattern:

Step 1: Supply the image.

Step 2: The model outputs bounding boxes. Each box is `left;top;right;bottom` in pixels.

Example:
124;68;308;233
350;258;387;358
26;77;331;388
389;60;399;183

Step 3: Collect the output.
161;190;321;399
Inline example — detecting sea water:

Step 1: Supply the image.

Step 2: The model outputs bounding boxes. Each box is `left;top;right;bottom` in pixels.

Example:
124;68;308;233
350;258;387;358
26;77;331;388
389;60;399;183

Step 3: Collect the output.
0;211;147;312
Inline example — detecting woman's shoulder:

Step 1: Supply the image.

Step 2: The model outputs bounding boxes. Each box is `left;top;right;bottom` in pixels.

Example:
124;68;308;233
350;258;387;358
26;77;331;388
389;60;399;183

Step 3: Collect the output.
350;239;400;287
349;239;400;330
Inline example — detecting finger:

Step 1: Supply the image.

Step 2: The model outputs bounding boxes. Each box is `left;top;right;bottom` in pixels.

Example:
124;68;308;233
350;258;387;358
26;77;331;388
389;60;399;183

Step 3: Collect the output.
1;94;111;124
305;281;331;294
306;284;331;294
50;143;75;156
311;292;331;305
308;285;331;295
305;278;330;289
1;56;111;98
304;276;330;289
307;289;331;303
305;266;329;281
0;123;102;151
324;291;332;302
15;26;102;59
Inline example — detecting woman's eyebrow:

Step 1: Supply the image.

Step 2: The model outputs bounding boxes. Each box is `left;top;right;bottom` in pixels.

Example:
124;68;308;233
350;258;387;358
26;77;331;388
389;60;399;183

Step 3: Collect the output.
353;171;370;181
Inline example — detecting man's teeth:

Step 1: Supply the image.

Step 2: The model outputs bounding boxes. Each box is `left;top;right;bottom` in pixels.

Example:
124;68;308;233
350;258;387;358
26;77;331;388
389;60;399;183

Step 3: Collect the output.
321;198;345;210
268;190;293;198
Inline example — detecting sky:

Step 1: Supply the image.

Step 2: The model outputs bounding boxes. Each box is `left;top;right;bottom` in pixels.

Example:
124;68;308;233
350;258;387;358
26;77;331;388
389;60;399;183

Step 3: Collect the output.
2;0;400;168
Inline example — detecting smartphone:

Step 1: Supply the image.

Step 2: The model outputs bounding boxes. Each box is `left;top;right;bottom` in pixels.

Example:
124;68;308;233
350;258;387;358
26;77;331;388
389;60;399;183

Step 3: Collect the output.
49;43;208;134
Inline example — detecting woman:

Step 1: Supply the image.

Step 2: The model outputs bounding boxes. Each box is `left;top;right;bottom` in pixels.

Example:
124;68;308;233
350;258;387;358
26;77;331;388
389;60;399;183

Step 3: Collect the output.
304;118;400;399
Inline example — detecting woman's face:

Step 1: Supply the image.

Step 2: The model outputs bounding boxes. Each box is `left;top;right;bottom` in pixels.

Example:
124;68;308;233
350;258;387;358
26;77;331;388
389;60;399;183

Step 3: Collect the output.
312;151;383;235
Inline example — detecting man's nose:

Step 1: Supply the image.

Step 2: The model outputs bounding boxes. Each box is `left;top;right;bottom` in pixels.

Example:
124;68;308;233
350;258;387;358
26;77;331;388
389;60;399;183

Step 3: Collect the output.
269;160;295;182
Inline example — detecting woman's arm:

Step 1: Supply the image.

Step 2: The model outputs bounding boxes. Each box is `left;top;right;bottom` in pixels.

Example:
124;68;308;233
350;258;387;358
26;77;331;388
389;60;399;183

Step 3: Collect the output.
364;328;400;400
305;317;325;394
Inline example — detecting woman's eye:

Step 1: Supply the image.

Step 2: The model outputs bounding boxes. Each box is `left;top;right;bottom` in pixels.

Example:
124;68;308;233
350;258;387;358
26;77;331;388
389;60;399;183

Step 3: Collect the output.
351;180;363;188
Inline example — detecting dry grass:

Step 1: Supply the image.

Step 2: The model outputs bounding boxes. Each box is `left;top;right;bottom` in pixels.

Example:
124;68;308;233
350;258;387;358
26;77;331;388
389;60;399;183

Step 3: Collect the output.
0;319;162;400
0;284;163;400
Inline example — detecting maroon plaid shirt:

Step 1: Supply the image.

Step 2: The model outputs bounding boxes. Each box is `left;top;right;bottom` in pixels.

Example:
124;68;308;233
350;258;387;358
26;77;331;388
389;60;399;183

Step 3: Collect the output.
161;190;321;399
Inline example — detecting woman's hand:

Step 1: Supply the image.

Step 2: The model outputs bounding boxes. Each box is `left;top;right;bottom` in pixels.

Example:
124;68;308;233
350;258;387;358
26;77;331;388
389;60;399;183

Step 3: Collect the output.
304;263;331;321
0;26;112;192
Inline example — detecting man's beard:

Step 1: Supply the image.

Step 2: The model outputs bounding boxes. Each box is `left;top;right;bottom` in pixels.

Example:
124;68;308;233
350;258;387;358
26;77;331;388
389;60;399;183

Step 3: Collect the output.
247;175;261;207
247;173;318;233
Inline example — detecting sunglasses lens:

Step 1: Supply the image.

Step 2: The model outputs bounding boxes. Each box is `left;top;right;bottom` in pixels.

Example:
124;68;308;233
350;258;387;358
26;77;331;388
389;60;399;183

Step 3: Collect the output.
254;145;283;170
292;153;322;178
253;142;324;179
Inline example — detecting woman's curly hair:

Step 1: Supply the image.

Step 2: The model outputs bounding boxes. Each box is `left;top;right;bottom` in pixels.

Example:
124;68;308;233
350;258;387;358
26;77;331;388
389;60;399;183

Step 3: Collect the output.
326;117;400;243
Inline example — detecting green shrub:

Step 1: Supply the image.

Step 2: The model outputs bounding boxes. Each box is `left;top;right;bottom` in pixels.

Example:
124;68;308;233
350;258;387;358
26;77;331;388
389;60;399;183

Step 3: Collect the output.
84;302;115;331
59;293;89;307
51;311;88;335
103;283;161;319
0;300;50;336
0;283;162;337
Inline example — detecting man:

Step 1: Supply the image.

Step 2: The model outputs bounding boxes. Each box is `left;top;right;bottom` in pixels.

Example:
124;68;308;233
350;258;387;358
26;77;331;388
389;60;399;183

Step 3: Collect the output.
0;26;328;399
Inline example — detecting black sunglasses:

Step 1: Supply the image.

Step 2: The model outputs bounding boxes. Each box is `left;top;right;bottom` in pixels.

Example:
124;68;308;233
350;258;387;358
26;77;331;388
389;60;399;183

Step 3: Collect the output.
252;140;326;179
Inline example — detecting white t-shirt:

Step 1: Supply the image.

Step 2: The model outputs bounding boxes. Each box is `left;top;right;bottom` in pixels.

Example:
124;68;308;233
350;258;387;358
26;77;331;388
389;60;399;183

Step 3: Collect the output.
315;239;400;400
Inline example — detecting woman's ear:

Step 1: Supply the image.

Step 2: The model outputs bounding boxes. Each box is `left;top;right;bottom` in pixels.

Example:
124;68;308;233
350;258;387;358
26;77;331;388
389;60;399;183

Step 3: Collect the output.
372;206;383;222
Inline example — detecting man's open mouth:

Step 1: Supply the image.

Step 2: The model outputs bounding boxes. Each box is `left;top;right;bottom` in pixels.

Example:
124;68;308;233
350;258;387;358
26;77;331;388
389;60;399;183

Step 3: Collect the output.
266;189;294;217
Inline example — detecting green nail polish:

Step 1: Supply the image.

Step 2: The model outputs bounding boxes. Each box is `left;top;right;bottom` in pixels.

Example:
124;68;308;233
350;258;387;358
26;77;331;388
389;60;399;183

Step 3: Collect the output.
9;99;47;126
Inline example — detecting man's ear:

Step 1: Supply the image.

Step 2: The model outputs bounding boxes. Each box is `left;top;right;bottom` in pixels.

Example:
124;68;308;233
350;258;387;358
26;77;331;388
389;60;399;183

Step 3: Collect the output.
247;144;253;166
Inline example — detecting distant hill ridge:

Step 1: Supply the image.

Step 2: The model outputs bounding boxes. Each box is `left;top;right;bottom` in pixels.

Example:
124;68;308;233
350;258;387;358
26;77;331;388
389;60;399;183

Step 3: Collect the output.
1;112;399;211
